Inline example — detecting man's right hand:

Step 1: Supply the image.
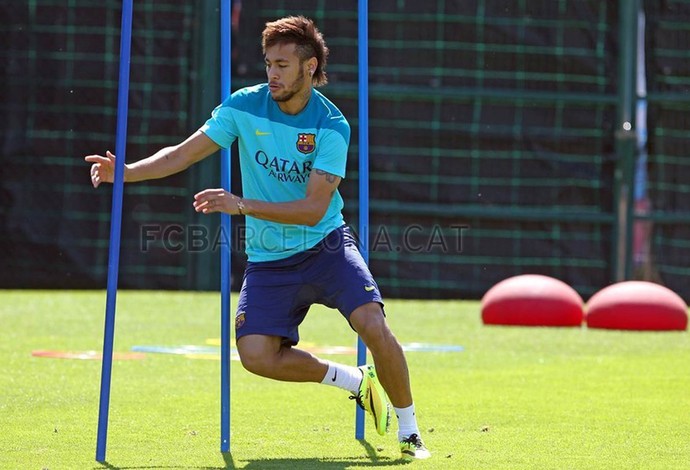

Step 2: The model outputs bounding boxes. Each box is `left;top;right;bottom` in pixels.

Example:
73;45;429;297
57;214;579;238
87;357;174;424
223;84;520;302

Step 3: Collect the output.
85;150;122;188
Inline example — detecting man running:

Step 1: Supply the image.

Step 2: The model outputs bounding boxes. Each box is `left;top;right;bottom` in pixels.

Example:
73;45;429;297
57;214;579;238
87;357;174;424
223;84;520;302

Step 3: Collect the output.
86;16;430;460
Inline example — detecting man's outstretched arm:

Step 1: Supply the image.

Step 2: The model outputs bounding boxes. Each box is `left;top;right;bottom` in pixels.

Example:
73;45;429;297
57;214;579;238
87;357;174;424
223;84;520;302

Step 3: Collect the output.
85;131;220;187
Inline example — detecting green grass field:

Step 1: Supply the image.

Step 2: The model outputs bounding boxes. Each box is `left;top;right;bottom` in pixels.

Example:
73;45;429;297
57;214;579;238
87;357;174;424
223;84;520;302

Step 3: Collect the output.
1;290;689;469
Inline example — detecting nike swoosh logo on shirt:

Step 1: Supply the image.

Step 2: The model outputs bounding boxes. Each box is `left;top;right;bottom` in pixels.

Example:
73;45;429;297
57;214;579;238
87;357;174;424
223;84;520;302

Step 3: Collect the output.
255;129;271;136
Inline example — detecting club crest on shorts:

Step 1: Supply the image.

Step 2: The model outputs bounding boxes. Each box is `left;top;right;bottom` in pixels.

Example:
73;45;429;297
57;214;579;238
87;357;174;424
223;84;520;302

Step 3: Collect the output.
235;311;246;329
296;133;316;154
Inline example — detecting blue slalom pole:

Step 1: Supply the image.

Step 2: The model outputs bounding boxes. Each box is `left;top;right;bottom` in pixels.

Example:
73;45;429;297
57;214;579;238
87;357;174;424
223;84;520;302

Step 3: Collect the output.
355;0;369;440
96;0;133;462
219;0;232;454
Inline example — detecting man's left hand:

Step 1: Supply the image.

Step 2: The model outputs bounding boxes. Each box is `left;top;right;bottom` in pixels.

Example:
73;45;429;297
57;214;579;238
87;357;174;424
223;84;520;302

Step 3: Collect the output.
193;188;243;215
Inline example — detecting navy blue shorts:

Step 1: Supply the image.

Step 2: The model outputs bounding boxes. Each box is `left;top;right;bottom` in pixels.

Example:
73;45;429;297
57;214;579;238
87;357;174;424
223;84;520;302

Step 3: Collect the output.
235;225;383;346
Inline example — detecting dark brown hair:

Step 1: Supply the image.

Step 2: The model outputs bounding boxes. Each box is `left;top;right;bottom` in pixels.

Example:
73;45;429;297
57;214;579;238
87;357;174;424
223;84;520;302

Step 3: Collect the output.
262;16;329;87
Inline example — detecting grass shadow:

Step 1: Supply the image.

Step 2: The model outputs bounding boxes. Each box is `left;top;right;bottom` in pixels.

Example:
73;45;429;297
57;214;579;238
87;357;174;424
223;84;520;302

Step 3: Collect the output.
95;463;184;470
93;452;237;470
239;457;405;469
222;452;236;469
237;440;408;469
93;448;406;469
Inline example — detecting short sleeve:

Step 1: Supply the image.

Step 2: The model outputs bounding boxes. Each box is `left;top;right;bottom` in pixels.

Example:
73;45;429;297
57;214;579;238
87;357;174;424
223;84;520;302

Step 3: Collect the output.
199;97;239;149
312;126;350;179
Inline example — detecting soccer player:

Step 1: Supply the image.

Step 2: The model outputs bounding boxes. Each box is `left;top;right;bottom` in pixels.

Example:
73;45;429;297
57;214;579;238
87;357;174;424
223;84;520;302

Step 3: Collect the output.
86;16;430;460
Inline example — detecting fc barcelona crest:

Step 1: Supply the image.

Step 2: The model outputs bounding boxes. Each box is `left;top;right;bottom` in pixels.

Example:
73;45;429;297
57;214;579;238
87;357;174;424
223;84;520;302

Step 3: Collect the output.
296;133;316;154
235;311;246;329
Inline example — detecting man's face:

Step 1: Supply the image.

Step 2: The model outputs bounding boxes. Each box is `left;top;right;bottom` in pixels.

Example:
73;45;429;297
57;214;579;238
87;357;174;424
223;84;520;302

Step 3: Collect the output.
264;43;310;103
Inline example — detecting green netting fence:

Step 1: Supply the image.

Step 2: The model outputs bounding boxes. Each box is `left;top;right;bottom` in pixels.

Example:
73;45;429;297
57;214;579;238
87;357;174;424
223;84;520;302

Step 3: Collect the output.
643;0;690;300
1;0;689;300
1;0;207;289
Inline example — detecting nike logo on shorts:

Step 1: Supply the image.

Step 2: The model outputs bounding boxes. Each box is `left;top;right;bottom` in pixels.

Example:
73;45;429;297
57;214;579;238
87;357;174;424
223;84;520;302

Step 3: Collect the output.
364;285;376;292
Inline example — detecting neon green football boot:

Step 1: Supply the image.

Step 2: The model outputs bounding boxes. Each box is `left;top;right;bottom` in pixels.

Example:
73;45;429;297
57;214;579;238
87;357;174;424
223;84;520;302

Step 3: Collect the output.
349;364;391;436
400;433;431;460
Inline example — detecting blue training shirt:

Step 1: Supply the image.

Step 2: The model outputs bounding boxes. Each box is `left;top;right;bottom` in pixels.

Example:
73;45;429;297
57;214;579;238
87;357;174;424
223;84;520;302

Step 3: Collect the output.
199;83;350;262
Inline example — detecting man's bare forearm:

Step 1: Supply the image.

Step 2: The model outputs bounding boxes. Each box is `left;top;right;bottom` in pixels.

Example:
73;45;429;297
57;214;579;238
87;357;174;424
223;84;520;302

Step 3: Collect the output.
242;197;327;227
125;131;220;182
125;146;188;182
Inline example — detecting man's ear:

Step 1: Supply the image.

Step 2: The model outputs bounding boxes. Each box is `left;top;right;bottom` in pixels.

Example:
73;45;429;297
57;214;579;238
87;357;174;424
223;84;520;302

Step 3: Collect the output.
308;57;318;76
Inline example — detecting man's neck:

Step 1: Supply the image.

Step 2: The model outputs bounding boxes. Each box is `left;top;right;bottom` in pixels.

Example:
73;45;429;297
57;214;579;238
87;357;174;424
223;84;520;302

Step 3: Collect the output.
277;87;313;115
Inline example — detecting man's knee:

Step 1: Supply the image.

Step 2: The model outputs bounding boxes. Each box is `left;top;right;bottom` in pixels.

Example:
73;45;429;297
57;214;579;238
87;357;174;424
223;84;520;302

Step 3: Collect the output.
350;303;395;348
236;335;280;376
237;350;268;376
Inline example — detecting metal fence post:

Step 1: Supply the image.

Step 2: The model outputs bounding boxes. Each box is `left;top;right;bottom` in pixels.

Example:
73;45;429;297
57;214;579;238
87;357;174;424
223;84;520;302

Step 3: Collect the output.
613;0;641;281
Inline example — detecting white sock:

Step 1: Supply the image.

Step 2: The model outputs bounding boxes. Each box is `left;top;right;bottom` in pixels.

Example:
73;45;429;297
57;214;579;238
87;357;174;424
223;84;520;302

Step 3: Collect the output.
320;361;363;393
394;403;420;440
